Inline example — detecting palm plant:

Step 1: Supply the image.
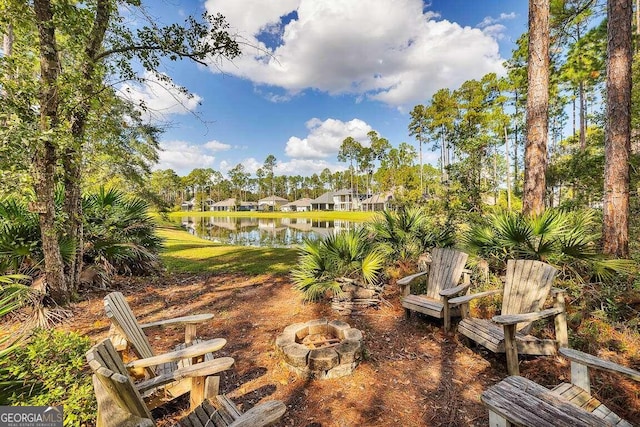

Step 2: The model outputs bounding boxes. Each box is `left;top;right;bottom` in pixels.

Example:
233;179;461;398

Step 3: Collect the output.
83;187;162;277
0;199;42;273
462;209;636;281
0;188;75;275
367;206;455;263
0;274;35;403
291;228;386;301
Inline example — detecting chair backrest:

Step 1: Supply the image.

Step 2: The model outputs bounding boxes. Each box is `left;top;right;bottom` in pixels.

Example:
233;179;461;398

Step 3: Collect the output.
104;292;155;360
501;260;558;331
86;339;154;423
426;248;469;300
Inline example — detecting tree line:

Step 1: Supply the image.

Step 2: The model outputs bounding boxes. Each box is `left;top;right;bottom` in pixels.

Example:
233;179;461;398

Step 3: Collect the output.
0;0;635;304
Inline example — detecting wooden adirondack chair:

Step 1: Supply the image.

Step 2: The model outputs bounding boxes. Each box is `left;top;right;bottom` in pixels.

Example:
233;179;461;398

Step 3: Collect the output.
481;347;640;426
398;247;470;331
448;259;568;375
104;292;228;410
86;339;286;427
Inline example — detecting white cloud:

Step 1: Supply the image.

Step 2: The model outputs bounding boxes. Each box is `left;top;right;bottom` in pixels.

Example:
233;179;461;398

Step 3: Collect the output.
478;12;517;28
285;118;373;159
482;24;508;40
218;160;231;174
156;140;216;174
119;71;202;122
205;0;505;106
204;140;232;151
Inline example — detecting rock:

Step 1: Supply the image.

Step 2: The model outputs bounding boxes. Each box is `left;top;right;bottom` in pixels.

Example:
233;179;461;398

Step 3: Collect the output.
275;333;295;349
328;320;351;339
343;328;363;342
308;347;339;371
336;340;363;364
307;318;328;335
282;343;310;368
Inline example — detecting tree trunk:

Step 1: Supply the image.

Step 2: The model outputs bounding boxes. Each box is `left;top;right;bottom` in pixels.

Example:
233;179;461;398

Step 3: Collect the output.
504;125;512;210
514;92;520;195
3;23;13;57
63;148;83;295
64;0;111;294
603;0;632;257
33;0;68;304
523;0;550;216
579;80;586;149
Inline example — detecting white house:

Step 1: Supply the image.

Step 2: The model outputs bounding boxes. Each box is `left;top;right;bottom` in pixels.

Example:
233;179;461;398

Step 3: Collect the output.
281;197;313;212
258;195;289;211
361;191;394;211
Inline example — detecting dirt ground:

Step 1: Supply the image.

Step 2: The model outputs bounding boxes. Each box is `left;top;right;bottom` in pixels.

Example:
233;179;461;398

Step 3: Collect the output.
65;272;640;426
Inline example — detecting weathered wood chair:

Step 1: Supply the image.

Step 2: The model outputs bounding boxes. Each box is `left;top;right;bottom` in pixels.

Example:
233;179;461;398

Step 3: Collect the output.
481;347;640;426
398;247;470;331
87;339;286;427
448;259;568;375
104;291;228;409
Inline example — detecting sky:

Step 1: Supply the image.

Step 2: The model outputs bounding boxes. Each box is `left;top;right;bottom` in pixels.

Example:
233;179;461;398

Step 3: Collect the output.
126;0;529;178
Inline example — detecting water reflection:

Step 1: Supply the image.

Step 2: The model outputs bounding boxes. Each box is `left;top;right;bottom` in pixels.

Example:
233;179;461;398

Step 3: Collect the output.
180;216;359;247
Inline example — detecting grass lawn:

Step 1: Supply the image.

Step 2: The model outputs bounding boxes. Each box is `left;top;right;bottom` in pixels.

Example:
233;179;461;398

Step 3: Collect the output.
157;225;299;275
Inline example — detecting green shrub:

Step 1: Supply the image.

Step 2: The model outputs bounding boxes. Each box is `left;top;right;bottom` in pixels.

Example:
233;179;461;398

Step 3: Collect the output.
291;228;386;301
83;187;163;277
2;329;96;426
462;209;636;282
367;206;455;263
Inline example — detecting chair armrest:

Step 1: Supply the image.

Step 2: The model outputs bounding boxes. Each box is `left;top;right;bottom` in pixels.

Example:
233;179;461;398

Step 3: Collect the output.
136;356;235;393
139;313;214;329
229;400;287;427
448;289;500;307
492;307;563;325
397;270;429;286
439;283;471;298
126;338;227;369
559;348;640;382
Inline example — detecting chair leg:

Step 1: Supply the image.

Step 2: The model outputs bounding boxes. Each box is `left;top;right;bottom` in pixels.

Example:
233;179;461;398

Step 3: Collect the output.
404;308;411;319
488;410;510;427
190;376;206;410
204;375;220;398
443;303;451;332
503;324;519;376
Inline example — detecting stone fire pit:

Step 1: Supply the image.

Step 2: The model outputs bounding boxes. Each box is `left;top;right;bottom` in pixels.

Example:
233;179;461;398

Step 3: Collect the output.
275;319;363;379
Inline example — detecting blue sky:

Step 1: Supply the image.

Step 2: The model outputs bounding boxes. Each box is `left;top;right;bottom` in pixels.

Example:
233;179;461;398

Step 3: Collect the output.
127;1;529;177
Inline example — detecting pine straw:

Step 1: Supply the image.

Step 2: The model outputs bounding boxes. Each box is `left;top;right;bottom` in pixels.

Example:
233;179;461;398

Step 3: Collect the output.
59;272;640;427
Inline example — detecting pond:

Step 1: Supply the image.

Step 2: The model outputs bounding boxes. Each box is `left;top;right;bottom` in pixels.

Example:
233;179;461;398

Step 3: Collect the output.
180;216;360;247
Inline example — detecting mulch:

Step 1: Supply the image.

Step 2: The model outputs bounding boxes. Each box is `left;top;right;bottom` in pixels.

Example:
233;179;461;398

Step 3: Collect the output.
63;272;640;426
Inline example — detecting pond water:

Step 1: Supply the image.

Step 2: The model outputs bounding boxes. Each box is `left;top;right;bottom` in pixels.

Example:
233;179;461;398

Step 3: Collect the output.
180;216;360;247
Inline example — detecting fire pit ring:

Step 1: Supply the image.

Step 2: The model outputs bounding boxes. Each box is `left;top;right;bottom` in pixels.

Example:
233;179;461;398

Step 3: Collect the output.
275;319;363;379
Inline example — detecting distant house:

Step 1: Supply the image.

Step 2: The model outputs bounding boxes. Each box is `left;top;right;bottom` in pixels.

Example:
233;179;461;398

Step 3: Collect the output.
258;195;289;211
238;201;258;211
211;198;236;212
203;198;216;211
180;199;195;211
310;191;335;211
332;189;358;211
281;197;313;212
361;191;394;211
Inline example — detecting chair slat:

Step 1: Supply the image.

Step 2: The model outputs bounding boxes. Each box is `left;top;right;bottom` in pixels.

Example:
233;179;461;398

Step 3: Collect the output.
105;292;155;360
425;248;468;300
88;340;153;421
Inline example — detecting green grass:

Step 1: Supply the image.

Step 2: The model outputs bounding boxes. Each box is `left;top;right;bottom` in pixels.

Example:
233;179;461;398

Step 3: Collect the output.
166;210;375;222
157;225;298;275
